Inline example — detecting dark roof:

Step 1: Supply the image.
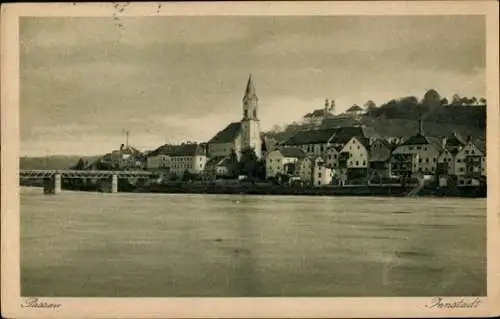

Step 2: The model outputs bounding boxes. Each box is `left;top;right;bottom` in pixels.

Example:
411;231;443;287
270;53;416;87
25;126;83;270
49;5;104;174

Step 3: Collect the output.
283;125;380;146
356;137;371;149
446;132;467;148
282;128;338;145
208;122;242;144
401;134;432;146
279;147;306;159
401;134;443;151
330;126;379;144
148;143;206;157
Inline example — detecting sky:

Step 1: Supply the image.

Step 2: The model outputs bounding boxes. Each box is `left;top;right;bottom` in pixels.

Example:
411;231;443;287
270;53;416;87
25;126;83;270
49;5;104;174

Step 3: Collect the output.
20;15;486;156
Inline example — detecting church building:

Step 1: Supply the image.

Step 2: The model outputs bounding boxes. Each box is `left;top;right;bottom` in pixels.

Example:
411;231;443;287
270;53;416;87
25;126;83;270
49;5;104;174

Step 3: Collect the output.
207;74;262;160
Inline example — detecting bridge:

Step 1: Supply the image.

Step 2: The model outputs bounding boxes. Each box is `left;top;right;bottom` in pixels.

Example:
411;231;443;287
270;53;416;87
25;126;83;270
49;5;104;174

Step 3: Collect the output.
19;169;160;195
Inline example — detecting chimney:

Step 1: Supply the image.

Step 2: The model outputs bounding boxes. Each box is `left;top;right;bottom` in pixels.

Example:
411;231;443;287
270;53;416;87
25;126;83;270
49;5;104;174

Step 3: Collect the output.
325;98;329;110
441;136;447;148
467;136;472;143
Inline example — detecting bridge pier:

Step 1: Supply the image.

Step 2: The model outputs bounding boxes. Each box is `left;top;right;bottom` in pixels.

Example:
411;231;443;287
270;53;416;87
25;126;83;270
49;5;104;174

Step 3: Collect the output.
111;174;118;193
98;174;118;193
43;173;61;195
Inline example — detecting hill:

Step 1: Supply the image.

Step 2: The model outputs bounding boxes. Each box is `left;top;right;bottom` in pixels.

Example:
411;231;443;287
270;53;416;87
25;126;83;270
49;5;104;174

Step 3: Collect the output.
20;155;101;170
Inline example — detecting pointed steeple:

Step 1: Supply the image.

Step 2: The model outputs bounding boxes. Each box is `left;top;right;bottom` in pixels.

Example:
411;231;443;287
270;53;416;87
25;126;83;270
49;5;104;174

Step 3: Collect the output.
243;74;258;101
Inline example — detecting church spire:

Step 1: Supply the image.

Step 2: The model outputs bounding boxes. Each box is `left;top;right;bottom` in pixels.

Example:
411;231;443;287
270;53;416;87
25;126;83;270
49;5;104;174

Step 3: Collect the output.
243;74;258;101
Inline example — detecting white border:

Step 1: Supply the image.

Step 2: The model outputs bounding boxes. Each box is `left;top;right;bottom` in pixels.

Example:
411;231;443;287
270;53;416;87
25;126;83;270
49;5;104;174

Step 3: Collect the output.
2;2;499;318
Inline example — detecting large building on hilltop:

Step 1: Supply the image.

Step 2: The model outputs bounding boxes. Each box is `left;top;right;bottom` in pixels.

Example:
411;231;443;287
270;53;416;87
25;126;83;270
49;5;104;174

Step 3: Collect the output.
207;74;262;160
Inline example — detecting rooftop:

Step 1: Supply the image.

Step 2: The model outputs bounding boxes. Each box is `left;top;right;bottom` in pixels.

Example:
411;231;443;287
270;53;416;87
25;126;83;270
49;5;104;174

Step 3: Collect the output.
278;147;306;159
208;122;242;144
148;143;206;157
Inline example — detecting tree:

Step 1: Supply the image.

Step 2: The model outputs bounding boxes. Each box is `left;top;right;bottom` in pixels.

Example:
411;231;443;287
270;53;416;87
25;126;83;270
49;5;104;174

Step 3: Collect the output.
238;148;265;180
422;89;441;107
74;158;86;170
227;148;239;177
451;94;462;106
271;124;282;133
182;170;193;182
440;97;449;105
479;97;487;105
364;100;377;112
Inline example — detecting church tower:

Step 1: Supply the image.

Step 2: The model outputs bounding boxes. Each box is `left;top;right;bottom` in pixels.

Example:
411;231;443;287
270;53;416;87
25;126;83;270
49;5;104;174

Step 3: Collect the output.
241;74;262;159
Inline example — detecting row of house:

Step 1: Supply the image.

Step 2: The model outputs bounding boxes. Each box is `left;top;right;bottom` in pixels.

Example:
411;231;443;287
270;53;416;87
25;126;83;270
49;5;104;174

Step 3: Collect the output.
264;120;486;187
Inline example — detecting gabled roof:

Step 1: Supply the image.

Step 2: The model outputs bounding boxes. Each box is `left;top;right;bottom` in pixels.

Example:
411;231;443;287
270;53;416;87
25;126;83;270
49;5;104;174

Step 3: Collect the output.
445;132;467;148
208;122;242;144
356;137;371;149
279;147;306;159
400;133;443;151
330;126;379;144
282;128;338;145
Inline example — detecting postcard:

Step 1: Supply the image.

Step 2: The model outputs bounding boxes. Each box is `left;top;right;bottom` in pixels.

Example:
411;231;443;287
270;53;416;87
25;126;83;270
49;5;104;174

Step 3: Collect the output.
1;1;499;318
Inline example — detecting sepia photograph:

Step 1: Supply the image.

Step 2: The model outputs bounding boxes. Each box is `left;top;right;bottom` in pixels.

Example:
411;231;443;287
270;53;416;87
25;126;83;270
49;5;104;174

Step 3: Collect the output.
1;1;499;318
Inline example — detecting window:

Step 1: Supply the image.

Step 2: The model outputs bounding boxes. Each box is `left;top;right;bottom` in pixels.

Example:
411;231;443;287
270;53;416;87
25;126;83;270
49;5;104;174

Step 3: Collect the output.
457;159;462;163
419;159;422;163
253;109;257;118
433;158;436;163
409;147;414;150
424;147;427;151
471;150;475;155
465;150;469;154
357;146;360;150
355;161;359;166
244;110;248;118
417;146;421;150
362;161;366;166
460;167;464;172
425;158;429;163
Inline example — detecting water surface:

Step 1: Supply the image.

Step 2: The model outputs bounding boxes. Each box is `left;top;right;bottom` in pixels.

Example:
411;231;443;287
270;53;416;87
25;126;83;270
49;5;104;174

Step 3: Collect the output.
21;187;486;297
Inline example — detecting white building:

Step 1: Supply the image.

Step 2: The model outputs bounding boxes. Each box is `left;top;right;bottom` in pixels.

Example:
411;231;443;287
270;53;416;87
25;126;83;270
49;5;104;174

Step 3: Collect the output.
339;136;370;169
147;143;207;176
313;158;333;186
265;147;306;179
391;121;443;176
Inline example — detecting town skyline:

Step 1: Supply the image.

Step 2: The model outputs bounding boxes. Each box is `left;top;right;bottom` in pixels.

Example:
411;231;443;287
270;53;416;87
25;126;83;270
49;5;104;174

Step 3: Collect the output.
21;15;486;156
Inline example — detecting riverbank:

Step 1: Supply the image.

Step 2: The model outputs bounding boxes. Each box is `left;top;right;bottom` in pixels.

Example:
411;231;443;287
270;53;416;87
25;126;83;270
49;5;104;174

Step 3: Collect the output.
20;180;486;198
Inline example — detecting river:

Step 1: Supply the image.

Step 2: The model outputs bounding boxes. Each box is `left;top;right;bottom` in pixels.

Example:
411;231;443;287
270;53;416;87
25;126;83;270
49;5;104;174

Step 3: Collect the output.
20;187;486;297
